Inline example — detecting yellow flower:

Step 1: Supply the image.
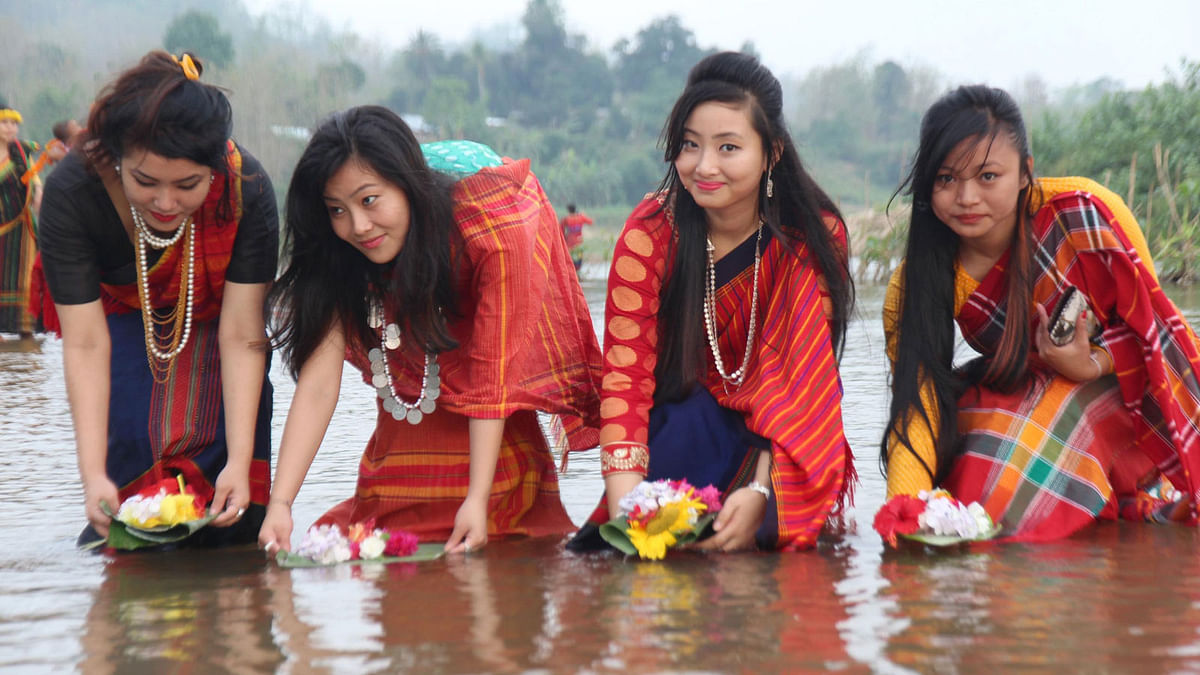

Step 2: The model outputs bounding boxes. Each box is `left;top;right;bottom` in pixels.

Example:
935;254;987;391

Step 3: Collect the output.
626;500;696;560
159;494;202;525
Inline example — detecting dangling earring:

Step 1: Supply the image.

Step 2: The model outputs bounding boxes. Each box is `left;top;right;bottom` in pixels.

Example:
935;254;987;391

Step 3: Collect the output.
114;164;121;174
765;169;774;199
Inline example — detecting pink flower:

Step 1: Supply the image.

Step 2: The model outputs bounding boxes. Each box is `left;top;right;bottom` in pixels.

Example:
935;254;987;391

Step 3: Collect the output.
696;485;722;513
873;494;925;548
383;530;419;557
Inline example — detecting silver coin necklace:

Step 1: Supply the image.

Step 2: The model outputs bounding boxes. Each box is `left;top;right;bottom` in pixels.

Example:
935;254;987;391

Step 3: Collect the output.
366;299;440;425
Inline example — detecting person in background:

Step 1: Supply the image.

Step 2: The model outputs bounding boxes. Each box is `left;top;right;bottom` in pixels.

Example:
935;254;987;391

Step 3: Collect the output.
560;203;593;272
37;51;278;546
881;84;1200;541
0;98;65;340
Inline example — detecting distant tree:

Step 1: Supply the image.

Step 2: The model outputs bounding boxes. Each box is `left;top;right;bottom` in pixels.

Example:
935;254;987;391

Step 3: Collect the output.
614;16;710;94
316;59;366;98
164;10;234;68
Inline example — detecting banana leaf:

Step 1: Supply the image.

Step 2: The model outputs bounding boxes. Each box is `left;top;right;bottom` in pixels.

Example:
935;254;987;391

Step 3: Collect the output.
597;513;716;558
90;504;219;551
275;543;446;568
899;522;1003;547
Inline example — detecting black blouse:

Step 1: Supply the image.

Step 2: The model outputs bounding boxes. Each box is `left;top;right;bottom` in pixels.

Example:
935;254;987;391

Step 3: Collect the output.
39;146;278;305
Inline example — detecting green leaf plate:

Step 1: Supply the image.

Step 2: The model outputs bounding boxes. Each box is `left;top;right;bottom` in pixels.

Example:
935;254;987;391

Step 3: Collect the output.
899;522;1003;547
597;513;716;558
275;543;446;568
86;504;219;551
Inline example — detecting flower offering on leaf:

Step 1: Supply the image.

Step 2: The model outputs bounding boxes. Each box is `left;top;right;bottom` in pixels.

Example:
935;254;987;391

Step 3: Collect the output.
600;479;721;560
116;475;207;529
291;521;421;565
873;489;999;548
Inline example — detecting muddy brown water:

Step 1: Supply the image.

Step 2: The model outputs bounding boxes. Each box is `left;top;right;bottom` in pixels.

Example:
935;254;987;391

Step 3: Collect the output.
3;272;1200;673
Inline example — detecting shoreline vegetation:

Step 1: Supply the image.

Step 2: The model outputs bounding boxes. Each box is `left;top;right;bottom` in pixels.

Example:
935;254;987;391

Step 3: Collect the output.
5;1;1197;283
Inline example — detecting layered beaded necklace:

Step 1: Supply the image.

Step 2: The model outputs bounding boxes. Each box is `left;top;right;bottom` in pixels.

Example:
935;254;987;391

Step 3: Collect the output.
366;299;441;425
131;206;195;383
704;224;762;389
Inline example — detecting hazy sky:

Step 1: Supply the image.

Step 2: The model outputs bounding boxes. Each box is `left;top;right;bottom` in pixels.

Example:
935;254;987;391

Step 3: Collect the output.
246;0;1199;89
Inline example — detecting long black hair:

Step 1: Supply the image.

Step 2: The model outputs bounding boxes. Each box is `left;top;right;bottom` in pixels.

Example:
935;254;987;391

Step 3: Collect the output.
85;50;236;220
270;105;459;376
881;84;1038;485
652;51;852;404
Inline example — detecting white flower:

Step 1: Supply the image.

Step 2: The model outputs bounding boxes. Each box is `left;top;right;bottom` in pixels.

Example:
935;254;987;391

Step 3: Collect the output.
359;535;386;559
919;495;980;538
967;502;993;533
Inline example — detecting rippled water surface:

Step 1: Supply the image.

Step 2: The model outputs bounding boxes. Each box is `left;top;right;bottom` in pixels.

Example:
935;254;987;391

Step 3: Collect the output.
4;272;1200;673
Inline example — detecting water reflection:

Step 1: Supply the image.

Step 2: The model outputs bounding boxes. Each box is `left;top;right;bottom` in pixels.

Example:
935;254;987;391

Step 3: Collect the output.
6;280;1200;672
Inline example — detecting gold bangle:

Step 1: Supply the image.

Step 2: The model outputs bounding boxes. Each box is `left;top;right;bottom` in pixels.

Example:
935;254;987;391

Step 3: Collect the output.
600;442;649;476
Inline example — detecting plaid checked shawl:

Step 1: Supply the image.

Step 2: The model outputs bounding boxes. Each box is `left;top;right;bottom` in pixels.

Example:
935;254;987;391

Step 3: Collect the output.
949;182;1200;539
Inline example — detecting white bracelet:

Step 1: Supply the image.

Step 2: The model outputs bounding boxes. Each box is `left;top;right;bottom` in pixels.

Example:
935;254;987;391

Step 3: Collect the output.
1089;351;1103;380
746;481;771;500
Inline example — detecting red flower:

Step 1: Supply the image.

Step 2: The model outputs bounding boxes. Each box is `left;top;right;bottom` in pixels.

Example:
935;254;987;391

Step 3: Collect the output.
383;530;419;557
873;495;926;547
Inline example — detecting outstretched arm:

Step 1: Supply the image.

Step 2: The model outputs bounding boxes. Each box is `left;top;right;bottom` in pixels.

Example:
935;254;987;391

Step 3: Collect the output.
258;324;345;553
58;300;119;537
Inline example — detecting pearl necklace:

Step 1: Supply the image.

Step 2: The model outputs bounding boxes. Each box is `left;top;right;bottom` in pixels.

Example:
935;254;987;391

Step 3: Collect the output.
704;224;762;388
131;207;195;382
366;299;440;425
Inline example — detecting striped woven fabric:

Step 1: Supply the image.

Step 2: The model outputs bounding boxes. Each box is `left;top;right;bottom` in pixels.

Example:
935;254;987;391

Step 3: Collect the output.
593;197;854;551
951;178;1200;536
333;157;600;540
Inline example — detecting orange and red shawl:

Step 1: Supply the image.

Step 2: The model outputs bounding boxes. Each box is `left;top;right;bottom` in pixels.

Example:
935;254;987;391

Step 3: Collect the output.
349;158;603;450
100;141;243;321
591;197;854;550
31;142;244;333
957;186;1200;521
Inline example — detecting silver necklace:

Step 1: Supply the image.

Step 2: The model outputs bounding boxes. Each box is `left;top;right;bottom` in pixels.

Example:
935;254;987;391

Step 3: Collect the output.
704;224;762;388
366;299;440;425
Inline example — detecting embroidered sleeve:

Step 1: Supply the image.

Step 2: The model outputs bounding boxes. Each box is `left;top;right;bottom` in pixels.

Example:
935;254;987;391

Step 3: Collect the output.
597;200;671;447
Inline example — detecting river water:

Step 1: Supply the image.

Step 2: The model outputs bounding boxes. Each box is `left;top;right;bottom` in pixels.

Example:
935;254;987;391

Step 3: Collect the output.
3;271;1200;674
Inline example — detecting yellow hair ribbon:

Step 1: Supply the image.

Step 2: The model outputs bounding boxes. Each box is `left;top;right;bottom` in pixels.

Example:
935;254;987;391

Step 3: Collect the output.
171;53;200;81
0;109;22;124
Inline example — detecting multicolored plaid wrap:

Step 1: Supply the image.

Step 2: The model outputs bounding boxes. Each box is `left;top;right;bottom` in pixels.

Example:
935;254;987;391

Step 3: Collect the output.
950;178;1200;539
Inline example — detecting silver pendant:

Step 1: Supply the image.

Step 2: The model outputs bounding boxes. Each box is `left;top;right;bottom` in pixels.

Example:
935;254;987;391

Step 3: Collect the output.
391;406;405;421
385;335;401;350
367;348;383;362
419;398;436;414
377;386;392;399
372;373;388;389
382;397;396;414
405;408;423;425
370;360;385;375
426;387;441;401
426;374;441;389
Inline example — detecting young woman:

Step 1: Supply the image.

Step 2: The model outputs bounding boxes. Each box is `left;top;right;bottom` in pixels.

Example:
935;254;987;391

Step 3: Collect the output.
881;84;1200;541
569;51;856;552
258;106;601;554
37;51;278;546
